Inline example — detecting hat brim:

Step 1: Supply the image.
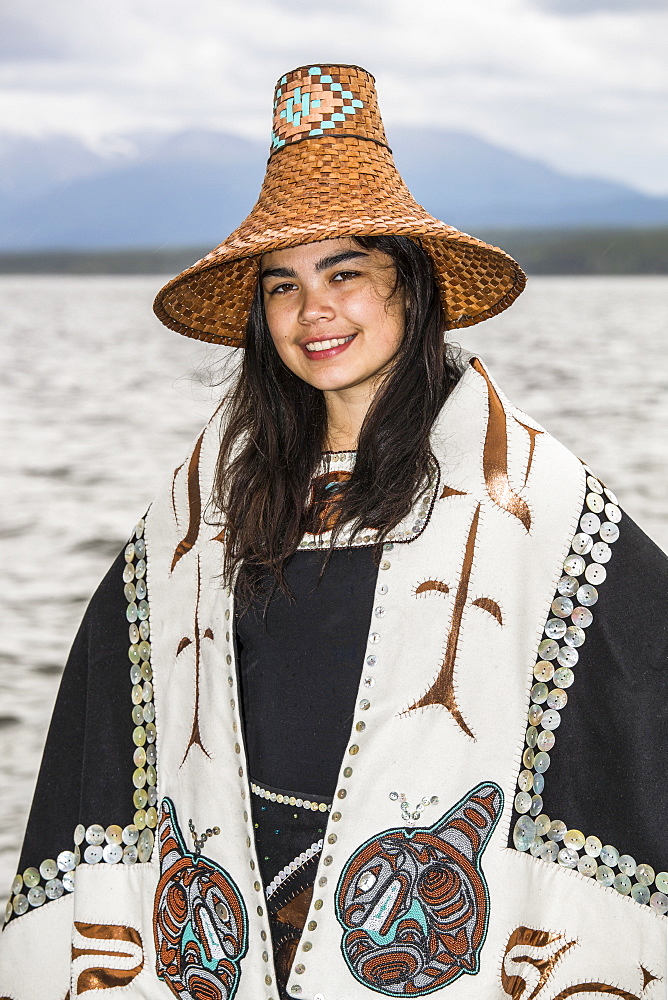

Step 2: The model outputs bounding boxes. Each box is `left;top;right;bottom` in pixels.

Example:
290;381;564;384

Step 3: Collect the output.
154;136;526;346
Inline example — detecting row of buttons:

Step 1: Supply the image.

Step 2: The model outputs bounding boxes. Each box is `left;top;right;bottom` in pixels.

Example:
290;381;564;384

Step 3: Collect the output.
513;474;667;910
289;543;394;993
224;597;276;996
5;519;155;924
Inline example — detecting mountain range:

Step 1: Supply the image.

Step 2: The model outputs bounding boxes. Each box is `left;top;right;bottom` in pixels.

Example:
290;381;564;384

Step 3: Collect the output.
1;127;667;250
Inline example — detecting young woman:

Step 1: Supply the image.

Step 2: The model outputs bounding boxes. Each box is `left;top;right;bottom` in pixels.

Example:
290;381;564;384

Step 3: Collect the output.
1;64;666;1000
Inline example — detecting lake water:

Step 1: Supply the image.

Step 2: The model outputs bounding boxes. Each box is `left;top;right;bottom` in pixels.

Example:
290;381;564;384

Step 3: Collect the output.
1;274;667;905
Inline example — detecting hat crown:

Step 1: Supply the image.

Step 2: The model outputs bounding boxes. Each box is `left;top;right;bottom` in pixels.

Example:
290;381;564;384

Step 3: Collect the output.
270;64;388;155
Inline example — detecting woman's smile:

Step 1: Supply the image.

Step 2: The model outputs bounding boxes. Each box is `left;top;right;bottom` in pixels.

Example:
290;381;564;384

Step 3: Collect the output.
301;333;357;357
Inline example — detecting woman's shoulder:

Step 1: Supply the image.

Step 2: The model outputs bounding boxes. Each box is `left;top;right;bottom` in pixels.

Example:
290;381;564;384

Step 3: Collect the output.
80;544;129;638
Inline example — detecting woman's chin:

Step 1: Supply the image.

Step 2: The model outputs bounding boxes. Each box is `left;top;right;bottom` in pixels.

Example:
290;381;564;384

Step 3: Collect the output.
293;357;389;395
301;368;375;393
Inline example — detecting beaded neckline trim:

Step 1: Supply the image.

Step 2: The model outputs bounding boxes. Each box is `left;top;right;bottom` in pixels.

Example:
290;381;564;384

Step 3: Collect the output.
251;780;332;814
298;456;440;551
5;518;157;925
511;471;668;913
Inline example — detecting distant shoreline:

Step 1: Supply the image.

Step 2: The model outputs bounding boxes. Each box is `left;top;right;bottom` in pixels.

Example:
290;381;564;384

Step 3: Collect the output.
0;228;667;275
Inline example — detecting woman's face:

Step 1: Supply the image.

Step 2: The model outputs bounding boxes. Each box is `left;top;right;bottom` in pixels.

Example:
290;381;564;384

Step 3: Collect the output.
260;237;406;394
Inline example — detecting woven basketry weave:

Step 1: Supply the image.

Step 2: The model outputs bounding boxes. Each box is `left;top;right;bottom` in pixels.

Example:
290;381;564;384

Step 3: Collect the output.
154;64;526;345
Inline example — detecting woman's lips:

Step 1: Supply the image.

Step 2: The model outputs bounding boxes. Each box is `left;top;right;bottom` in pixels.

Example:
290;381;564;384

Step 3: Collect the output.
301;333;356;360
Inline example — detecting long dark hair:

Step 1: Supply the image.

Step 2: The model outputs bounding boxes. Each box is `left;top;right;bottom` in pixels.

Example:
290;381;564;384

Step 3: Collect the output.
213;235;462;603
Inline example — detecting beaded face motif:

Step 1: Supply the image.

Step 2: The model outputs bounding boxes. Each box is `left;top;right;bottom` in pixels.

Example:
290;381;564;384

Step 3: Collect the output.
335;783;503;995
154;798;248;1000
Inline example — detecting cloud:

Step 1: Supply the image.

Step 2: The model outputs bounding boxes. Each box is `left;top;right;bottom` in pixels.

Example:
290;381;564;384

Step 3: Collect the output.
533;0;665;13
0;15;69;60
0;0;665;193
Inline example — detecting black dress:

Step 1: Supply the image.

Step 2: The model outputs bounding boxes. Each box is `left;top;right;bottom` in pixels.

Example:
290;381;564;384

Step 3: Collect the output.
235;547;378;994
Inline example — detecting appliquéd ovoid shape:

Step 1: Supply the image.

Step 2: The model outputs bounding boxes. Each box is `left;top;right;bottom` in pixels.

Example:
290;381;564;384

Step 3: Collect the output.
335;782;503;995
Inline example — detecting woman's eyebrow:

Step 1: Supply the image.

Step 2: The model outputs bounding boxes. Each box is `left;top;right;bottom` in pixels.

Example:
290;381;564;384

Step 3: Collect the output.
261;250;368;281
315;250;368;272
260;265;297;280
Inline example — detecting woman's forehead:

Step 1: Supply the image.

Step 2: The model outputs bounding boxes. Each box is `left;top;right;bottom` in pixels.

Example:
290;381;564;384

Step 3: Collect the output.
261;237;360;268
260;238;399;279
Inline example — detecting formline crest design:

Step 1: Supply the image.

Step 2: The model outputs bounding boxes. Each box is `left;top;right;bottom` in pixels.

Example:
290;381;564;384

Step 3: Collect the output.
335;782;503;995
153;798;248;1000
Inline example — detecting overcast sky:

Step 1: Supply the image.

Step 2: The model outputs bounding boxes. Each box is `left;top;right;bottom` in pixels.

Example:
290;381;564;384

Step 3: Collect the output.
0;0;666;193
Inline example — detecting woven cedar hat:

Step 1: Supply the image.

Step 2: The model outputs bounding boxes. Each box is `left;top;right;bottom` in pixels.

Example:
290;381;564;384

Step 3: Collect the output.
154;64;526;345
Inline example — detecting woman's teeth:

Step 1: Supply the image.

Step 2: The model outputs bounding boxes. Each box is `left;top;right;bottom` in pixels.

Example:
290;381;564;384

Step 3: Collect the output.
305;335;354;353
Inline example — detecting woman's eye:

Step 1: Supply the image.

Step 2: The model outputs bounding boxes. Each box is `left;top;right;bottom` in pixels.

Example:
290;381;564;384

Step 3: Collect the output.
332;270;359;282
269;282;296;295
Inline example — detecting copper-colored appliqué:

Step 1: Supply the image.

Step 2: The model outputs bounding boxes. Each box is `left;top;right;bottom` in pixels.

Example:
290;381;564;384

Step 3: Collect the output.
471;358;542;530
415;580;449;596
269;858;321;992
471;596;503;624
171;429;205;571
501;926;649;1000
276;886;313;932
640;967;660;990
72;922;144;992
440;485;468;499
516;419;542;487
304;470;353;535
552;987;642;999
177;556;214;766
405;503;503;738
501;926;576;1000
273;886;314;991
171;458;185;522
212;525;227;545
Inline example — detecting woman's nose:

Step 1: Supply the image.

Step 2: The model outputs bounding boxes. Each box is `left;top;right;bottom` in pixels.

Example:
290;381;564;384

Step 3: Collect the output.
298;283;335;324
